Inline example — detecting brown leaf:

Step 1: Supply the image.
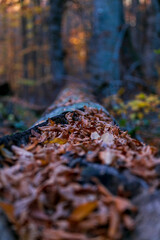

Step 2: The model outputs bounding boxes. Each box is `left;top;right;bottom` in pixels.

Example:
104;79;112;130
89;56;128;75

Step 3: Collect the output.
108;205;120;239
48;119;55;126
43;229;88;240
114;197;136;213
123;214;135;230
12;146;33;158
25;140;38;151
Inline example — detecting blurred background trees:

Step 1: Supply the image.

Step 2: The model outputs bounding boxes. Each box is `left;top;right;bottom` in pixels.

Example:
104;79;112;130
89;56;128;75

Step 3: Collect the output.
0;0;160;98
0;0;160;146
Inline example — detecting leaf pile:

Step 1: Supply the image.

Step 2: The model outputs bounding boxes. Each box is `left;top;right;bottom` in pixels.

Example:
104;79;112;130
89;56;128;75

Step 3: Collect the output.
0;107;160;240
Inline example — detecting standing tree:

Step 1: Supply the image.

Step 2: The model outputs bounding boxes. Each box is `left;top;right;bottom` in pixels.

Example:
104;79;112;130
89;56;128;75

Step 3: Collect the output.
127;0;160;82
142;0;160;81
86;0;125;93
21;0;28;80
49;0;67;89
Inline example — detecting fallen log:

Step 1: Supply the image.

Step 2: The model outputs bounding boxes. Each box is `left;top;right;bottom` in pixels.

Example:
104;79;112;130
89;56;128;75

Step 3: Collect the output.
0;83;160;240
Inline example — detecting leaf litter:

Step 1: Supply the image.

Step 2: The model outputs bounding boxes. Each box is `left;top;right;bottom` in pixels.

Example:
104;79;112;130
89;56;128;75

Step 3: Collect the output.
0;106;160;240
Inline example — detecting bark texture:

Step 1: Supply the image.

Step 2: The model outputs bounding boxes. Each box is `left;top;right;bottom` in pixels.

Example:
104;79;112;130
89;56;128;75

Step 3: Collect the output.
87;0;125;92
49;0;66;86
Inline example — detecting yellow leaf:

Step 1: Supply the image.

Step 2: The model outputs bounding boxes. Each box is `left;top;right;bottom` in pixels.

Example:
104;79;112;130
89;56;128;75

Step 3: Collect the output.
137;112;143;119
128;99;150;111
70;201;98;221
138;101;149;108
130;113;136;120
136;93;146;100
118;87;125;96
144;108;150;114
45;138;67;145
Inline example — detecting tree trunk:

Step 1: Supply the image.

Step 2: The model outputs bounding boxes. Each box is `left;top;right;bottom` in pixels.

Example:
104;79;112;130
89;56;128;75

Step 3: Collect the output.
132;0;160;81
86;0;125;93
21;0;28;80
142;0;160;80
48;0;66;87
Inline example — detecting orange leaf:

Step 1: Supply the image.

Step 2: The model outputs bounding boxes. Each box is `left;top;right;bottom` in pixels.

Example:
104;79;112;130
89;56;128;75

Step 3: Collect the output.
70;201;98;222
0;201;16;223
25;140;38;151
48;119;55;126
37;159;49;166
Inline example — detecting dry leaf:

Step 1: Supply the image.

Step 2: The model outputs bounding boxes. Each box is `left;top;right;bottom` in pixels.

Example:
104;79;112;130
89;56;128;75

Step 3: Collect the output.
114;197;136;213
123;214;135;230
48;119;55;126
108;205;120;239
25;140;38;151
101;132;114;146
45;138;67;145
43;229;88;240
99;150;114;165
0;201;16;223
12;146;33;157
70;201;98;222
91;132;100;140
37;159;49;166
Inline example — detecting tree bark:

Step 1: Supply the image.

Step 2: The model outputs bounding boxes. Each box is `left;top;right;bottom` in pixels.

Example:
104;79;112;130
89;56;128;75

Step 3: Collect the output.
86;0;125;93
48;0;67;87
142;0;160;80
21;0;28;80
131;0;160;81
